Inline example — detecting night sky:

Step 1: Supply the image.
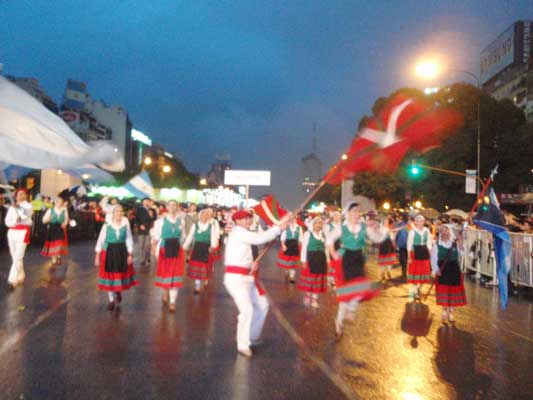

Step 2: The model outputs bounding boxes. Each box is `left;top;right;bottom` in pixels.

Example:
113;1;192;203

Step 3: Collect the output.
1;1;532;207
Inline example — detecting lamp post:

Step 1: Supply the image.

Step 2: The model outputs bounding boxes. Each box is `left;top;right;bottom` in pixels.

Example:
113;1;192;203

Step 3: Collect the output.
415;60;482;194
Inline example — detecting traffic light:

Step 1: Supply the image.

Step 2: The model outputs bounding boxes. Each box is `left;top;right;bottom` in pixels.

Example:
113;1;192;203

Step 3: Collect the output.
408;161;420;176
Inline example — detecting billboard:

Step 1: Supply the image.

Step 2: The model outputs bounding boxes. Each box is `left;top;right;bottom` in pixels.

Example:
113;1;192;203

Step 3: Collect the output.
224;170;271;186
480;25;515;83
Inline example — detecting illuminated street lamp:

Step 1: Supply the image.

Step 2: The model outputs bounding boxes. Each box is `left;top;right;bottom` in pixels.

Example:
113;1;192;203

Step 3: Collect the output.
144;157;152;166
382;202;391;211
341;154;348;160
415;58;482;194
414;200;422;209
200;178;207;186
81;173;91;180
162;165;171;174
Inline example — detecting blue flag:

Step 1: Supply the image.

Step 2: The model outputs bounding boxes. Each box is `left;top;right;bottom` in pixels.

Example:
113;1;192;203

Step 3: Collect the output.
473;188;512;309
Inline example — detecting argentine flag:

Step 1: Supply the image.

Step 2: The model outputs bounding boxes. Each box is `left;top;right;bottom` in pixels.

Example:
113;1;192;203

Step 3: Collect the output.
123;171;154;199
473;188;512;309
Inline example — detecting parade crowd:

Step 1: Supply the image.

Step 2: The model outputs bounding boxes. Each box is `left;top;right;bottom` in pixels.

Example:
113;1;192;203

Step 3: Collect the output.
1;188;532;357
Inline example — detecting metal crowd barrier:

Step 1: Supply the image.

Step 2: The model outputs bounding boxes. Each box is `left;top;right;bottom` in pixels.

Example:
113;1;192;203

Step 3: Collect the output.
462;227;533;288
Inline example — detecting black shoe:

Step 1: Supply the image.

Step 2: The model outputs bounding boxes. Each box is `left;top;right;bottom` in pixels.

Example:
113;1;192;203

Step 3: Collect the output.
115;292;122;304
107;301;116;311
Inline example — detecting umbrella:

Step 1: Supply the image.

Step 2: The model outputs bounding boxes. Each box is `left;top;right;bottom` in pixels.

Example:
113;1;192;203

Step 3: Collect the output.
0;76;123;172
421;208;440;219
444;209;469;219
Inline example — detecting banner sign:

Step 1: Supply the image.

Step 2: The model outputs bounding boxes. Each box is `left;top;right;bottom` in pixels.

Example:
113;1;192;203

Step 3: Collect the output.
465;169;477;194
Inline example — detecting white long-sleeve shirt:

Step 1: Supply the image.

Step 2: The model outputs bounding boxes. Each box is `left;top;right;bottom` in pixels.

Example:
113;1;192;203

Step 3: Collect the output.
99;197;116;223
280;224;303;243
95;217;134;254
5;201;33;228
326;221;383;247
183;220;218;250
42;207;69;225
430;239;464;274
300;230;327;263
151;215;184;244
407;227;433;253
225;225;281;268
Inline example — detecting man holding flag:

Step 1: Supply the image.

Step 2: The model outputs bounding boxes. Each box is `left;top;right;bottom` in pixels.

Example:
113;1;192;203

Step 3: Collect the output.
224;209;291;357
472;170;512;309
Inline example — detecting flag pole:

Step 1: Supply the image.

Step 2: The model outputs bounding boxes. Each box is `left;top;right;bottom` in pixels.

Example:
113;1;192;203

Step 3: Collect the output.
252;175;330;266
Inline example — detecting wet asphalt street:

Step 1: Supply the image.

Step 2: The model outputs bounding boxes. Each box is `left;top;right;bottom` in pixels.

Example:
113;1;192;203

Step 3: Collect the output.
0;241;532;400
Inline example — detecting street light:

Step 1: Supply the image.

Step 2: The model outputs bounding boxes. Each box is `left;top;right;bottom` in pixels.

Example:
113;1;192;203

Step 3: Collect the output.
382;201;391;210
200;178;207;186
414;200;422;209
144;157;152;166
162;165;171;174
415;59;482;194
341;154;348;160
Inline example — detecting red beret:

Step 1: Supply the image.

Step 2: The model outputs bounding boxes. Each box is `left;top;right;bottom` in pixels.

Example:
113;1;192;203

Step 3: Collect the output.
232;210;253;222
14;188;29;197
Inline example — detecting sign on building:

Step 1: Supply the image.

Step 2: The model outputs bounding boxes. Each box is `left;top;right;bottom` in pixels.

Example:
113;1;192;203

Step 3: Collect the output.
224;170;271;186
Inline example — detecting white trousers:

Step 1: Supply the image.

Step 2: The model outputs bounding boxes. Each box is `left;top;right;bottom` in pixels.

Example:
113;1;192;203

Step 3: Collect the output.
224;274;269;351
7;229;28;286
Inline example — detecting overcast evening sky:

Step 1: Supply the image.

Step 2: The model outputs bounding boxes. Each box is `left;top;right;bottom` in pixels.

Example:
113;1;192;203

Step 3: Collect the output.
1;1;532;207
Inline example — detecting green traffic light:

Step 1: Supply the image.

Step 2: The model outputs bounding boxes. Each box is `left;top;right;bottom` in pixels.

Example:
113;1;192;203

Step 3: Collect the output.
410;166;420;175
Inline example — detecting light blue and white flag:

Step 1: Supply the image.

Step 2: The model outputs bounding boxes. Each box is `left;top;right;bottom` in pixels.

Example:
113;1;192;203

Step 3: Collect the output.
123;171;154;199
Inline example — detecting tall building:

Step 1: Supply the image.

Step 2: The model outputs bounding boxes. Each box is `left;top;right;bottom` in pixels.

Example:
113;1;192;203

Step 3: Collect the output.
61;79;134;171
301;137;322;193
6;76;59;114
207;153;232;186
482;20;533;122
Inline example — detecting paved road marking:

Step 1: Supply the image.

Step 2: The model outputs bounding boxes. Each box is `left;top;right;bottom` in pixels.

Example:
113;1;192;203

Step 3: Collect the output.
264;289;357;399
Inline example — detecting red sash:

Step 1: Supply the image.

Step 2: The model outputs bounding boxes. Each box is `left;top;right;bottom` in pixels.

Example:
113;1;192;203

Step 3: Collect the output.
11;225;31;244
225;266;265;296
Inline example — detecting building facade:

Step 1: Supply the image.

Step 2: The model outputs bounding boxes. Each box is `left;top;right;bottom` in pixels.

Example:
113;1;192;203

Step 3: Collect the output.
61;79;134;171
207;153;232;186
301;152;322;193
482;20;533;122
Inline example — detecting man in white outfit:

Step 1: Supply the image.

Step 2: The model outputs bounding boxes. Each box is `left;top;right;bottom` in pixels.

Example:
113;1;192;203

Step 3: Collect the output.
5;188;33;290
224;209;291;357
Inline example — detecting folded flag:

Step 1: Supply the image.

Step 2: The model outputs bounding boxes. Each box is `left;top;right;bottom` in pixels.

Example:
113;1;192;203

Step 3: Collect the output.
473;187;512;309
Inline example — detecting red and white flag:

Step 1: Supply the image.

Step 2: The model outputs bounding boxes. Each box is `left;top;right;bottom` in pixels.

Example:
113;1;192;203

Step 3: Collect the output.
253;195;289;227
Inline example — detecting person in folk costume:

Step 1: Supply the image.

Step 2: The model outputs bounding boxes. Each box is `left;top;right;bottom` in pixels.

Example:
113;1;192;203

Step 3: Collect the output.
224;210;291;357
276;214;303;284
151;200;185;313
327;202;381;339
325;210;342;288
94;205;138;311
5;188;33;290
407;214;433;300
207;207;223;264
298;216;329;308
99;196;119;223
372;214;397;282
431;224;467;323
183;207;219;294
41;193;70;266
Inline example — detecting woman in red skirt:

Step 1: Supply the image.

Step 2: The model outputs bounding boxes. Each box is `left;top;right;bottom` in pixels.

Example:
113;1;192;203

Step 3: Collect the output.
298;217;328;308
375;216;397;282
152;200;185;312
276;215;303;283
94;205;137;310
407;215;433;300
431;224;466;323
183;208;218;294
41;194;69;266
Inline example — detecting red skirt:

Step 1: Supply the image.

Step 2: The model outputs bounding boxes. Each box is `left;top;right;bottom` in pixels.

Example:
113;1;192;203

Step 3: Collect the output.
327;260;336;279
187;259;210;280
41;226;68;257
97;250;137;292
378;252;396;266
407;256;431;283
297;263;327;293
155;247;185;289
276;250;301;269
332;258;380;303
436;277;467;307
